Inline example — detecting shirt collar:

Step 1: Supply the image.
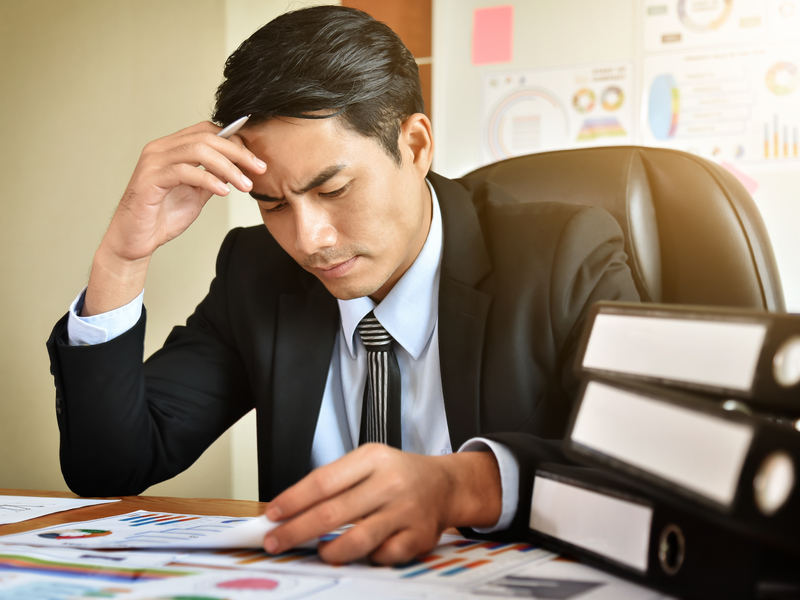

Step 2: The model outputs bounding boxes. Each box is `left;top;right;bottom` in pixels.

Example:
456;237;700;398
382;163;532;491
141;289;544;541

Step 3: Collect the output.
338;179;443;360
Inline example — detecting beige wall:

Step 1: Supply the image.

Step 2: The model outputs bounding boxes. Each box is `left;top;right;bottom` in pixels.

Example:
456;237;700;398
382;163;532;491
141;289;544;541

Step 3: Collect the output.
0;0;233;496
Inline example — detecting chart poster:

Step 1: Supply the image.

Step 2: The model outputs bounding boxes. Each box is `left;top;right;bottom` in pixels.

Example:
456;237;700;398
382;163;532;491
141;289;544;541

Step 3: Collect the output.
643;0;799;54
481;62;635;166
641;43;800;169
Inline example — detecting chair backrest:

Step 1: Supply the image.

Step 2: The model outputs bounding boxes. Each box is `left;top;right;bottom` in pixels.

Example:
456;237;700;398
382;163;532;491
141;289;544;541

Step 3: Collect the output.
463;146;784;312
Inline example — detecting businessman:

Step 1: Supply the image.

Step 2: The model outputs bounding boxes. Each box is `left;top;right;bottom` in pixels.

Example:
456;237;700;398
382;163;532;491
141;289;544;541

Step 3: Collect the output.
47;5;639;565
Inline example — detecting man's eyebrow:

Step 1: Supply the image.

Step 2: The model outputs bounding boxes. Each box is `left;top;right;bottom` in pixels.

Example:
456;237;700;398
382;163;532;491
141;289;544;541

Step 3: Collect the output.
249;163;347;203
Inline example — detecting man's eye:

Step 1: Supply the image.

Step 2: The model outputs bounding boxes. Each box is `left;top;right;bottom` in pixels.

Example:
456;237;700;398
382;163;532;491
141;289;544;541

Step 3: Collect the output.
321;183;350;198
262;202;286;214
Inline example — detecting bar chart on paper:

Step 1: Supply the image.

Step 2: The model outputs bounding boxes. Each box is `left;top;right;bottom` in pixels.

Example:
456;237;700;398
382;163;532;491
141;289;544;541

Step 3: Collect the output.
178;535;555;587
0;511;257;549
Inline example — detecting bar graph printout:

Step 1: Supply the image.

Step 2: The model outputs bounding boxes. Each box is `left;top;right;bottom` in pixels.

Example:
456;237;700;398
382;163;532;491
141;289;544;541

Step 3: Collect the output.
0;511;277;550
0;496;118;525
176;534;555;588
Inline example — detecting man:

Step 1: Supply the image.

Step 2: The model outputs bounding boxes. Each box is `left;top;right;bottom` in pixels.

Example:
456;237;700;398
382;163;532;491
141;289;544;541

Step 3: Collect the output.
47;6;638;565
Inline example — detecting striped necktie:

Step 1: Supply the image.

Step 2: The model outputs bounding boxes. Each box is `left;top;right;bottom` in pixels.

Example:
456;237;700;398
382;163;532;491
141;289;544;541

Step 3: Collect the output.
356;312;402;448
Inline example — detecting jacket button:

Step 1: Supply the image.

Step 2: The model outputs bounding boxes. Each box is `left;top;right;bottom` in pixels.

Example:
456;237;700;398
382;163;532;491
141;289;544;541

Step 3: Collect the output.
55;396;63;415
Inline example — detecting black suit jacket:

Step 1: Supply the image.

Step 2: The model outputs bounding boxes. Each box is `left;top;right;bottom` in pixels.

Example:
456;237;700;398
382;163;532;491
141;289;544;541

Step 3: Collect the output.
47;171;639;536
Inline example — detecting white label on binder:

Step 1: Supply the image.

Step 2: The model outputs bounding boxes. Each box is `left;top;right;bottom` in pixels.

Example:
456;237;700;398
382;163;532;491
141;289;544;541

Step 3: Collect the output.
582;313;767;391
530;475;653;573
571;381;755;507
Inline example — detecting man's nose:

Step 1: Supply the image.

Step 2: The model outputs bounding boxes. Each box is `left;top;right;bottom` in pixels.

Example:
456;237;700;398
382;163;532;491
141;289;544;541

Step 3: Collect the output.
294;203;337;256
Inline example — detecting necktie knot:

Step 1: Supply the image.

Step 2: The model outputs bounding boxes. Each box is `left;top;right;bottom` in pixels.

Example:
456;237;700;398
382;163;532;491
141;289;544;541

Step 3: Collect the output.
357;313;393;351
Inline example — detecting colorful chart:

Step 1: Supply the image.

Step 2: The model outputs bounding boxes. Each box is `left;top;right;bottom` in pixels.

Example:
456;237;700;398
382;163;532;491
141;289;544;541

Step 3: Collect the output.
766;62;799;95
572;88;596;113
648;74;680;140
178;535;553;587
0;552;193;584
601;86;625;111
576;117;627;141
38;529;112;540
482;63;633;165
216;577;279;590
486;87;571;160
677;0;733;32
0;580;132;599
129;570;336;600
0;511;273;550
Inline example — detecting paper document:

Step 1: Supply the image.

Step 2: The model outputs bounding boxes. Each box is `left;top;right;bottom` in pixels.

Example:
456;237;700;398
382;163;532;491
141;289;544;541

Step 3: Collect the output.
0;510;282;550
177;533;554;587
0;495;118;525
0;548;339;600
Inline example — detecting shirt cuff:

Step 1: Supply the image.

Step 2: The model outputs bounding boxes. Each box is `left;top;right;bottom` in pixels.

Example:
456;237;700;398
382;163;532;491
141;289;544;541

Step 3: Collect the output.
457;437;519;533
67;287;144;346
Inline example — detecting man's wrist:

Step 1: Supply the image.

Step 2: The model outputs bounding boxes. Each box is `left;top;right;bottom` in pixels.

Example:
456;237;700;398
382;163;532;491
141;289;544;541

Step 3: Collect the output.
442;450;502;529
83;243;150;316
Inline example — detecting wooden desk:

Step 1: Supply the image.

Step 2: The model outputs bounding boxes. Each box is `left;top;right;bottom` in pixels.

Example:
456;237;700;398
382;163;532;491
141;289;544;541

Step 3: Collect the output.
0;488;267;536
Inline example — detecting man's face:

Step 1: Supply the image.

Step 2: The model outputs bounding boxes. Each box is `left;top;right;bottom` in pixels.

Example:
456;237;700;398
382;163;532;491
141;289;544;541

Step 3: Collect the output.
239;115;433;301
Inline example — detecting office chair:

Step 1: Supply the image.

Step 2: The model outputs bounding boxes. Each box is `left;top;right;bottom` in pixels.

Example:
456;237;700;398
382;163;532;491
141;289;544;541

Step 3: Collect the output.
464;146;785;312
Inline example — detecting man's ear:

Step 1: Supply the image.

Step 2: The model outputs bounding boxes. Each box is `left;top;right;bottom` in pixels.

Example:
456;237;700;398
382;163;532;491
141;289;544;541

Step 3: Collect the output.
399;113;434;176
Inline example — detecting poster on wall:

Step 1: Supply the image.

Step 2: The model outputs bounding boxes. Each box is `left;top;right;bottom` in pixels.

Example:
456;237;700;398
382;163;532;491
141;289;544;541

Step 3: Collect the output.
480;62;635;166
640;43;800;170
642;0;799;53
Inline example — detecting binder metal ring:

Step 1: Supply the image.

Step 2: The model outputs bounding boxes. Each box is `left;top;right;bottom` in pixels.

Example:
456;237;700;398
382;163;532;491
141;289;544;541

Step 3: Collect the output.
657;523;685;576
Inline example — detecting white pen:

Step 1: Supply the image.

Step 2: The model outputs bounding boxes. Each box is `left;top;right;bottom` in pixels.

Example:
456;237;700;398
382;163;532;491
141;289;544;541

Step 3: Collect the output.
217;114;250;139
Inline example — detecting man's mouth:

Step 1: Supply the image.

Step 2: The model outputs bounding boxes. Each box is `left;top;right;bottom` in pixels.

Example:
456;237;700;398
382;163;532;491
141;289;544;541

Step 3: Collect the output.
314;256;359;279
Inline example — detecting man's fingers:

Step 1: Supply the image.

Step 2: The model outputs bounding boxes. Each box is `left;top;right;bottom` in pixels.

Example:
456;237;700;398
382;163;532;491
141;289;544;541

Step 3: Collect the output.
315;512;404;565
268;444;391;522
158;138;252;193
368;528;437;566
265;463;394;553
158;163;230;197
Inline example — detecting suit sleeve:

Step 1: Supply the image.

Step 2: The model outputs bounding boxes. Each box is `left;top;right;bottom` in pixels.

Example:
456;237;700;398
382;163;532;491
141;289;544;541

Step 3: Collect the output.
47;228;254;497
482;205;640;538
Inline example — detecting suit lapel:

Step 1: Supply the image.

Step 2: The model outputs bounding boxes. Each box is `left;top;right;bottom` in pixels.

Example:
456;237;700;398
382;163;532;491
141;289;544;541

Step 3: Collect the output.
429;172;493;450
269;275;339;499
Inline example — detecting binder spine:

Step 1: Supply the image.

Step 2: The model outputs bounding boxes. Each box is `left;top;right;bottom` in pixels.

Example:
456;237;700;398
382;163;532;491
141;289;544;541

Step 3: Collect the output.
528;465;761;599
565;377;800;556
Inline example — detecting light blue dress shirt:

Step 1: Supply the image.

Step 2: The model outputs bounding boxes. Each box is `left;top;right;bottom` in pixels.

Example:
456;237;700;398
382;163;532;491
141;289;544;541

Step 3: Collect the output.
68;180;519;532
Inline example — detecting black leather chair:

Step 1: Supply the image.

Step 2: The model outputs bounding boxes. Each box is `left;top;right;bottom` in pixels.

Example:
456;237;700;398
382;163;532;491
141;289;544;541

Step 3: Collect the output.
464;146;784;312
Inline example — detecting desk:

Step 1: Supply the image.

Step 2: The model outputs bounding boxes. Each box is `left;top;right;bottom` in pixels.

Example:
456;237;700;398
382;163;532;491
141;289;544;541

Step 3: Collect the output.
0;488;267;536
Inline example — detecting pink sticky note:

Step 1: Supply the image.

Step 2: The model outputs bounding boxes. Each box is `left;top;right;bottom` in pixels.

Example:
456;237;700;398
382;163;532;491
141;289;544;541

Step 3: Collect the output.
473;6;513;65
721;161;760;195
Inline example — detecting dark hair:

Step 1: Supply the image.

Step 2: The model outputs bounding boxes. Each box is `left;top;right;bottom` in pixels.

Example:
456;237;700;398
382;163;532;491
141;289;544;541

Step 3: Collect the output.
213;5;424;165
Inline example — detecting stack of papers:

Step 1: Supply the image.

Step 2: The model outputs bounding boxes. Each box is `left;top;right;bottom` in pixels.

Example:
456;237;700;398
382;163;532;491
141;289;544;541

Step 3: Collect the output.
0;503;673;599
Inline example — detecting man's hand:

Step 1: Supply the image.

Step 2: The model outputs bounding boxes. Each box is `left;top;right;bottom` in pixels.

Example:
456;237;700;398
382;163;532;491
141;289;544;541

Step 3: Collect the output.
83;121;267;316
263;444;502;565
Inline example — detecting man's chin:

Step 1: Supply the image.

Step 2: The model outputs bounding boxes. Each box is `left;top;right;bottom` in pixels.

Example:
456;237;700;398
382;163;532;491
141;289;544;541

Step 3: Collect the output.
318;278;381;301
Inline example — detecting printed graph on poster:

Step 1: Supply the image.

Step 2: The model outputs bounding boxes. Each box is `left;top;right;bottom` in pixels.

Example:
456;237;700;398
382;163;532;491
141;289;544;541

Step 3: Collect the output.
485;87;570;160
640;0;789;53
481;63;634;166
641;44;800;167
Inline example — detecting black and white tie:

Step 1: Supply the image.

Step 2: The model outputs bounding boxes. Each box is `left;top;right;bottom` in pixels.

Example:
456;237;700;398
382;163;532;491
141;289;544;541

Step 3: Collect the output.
357;312;402;448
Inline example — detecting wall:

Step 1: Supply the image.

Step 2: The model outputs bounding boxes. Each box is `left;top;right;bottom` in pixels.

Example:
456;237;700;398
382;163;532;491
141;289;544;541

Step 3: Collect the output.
0;0;233;497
